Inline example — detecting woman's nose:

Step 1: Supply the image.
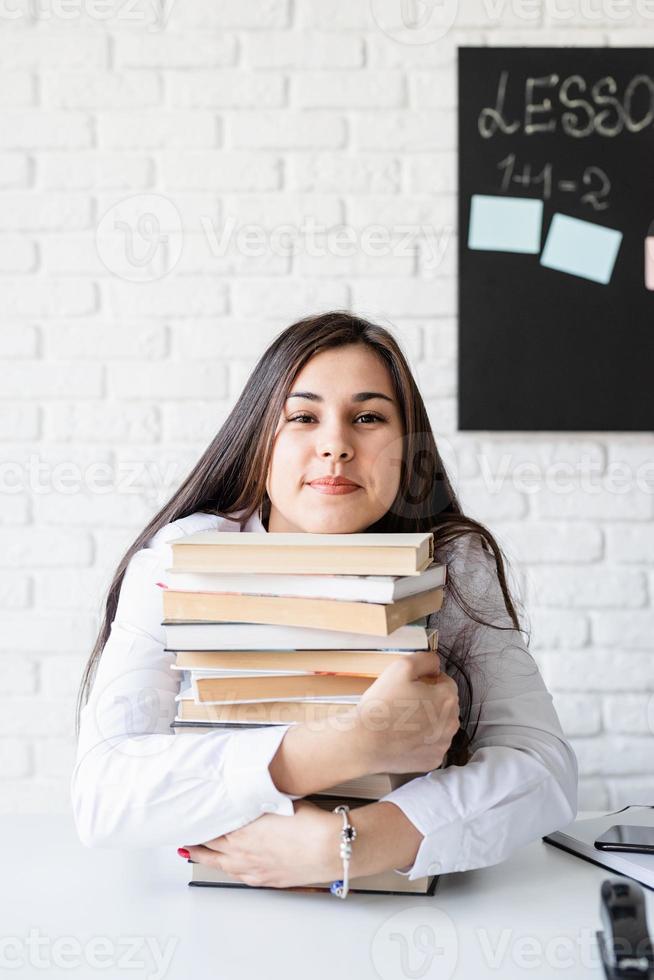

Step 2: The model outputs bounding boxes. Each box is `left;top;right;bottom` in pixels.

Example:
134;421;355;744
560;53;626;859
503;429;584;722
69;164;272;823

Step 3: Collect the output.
319;445;352;459
317;434;354;460
315;417;355;459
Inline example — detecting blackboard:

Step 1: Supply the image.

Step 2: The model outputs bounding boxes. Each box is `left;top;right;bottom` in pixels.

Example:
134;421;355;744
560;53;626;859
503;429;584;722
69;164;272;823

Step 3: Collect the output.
457;47;654;432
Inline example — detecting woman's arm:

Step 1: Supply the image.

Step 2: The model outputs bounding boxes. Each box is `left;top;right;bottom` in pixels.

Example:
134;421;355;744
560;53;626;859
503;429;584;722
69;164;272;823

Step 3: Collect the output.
322;800;426;880
267;712;377;797
320;692;578;883
373;536;578;881
71;518;379;848
267;651;455;797
181;797;426;887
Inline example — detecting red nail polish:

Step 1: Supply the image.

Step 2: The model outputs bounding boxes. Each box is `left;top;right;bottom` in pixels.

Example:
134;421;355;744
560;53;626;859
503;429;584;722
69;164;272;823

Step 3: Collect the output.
177;848;190;859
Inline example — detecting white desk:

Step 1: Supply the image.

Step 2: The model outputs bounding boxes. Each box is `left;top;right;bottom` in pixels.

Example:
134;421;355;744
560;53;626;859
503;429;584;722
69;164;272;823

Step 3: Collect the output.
3;811;652;979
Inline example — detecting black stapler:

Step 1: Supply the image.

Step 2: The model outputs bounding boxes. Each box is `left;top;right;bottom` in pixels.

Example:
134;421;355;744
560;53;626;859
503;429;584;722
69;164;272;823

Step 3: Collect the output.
597;878;654;979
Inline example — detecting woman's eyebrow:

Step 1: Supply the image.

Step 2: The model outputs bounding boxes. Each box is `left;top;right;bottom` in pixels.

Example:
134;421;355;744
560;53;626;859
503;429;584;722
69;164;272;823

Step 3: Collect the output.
286;391;395;404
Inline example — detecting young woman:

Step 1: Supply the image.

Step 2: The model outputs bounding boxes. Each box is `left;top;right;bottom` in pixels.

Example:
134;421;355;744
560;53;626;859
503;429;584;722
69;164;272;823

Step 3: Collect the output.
72;311;577;889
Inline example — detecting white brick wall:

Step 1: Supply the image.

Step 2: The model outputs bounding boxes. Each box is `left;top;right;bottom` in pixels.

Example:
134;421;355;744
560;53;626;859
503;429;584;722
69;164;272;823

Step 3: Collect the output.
1;2;652;817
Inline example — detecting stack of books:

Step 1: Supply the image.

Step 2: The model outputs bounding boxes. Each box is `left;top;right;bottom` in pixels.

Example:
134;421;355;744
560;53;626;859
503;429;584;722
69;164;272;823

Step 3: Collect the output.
158;530;447;895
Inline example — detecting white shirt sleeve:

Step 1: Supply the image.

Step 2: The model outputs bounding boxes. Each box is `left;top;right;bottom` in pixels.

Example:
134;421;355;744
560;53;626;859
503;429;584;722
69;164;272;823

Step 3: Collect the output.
70;521;302;849
378;534;579;882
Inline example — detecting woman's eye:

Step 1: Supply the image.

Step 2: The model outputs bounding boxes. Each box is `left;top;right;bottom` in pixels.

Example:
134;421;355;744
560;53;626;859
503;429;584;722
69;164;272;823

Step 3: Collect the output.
356;413;386;424
286;413;386;424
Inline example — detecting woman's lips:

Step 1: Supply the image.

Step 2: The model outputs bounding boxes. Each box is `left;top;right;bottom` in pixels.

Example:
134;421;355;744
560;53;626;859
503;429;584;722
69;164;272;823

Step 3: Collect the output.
309;483;361;495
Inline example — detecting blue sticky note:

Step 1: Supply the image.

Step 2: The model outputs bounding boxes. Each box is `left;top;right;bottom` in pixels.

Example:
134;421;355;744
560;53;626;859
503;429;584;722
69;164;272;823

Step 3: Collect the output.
540;213;622;285
468;194;543;254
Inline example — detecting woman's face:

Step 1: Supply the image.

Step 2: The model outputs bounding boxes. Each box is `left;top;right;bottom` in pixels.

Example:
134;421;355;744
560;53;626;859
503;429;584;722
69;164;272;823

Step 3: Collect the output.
265;344;405;533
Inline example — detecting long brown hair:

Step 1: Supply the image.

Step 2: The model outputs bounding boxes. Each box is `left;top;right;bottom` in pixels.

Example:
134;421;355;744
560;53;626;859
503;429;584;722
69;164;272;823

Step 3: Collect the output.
75;310;529;767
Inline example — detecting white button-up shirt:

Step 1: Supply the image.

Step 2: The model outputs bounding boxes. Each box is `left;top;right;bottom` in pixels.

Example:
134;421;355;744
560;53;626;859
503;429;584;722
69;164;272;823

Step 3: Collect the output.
71;509;578;882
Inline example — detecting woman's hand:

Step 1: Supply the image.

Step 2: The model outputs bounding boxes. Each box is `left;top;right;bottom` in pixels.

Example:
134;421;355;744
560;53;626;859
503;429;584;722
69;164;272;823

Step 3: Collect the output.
354;650;460;775
179;799;342;889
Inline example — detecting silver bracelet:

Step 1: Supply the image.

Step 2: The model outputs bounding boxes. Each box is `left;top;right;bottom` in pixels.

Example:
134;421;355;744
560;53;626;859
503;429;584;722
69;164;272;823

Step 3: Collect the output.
330;804;357;899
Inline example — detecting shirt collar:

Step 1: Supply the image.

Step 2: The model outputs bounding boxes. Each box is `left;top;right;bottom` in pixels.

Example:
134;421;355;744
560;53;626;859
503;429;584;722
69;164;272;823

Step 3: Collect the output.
242;508;267;533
